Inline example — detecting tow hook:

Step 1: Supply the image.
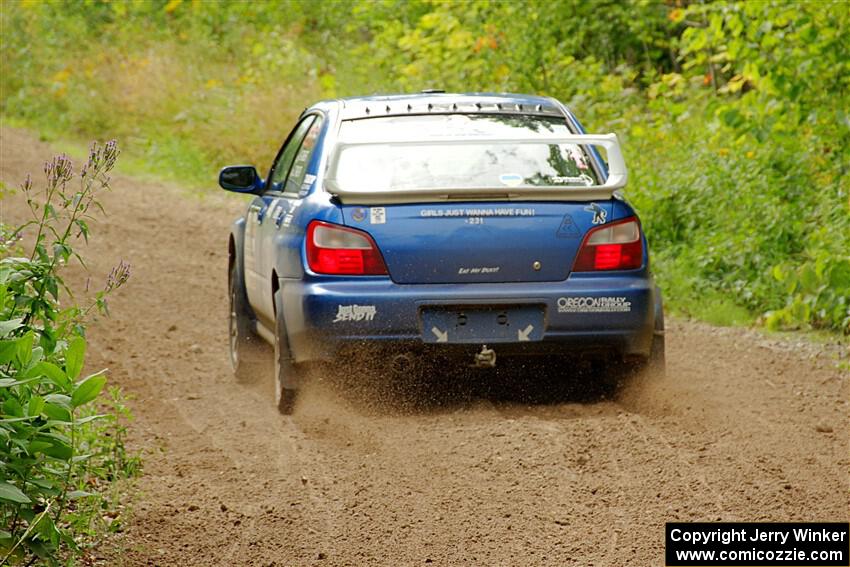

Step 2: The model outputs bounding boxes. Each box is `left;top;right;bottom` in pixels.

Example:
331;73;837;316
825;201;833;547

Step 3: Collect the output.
472;345;496;368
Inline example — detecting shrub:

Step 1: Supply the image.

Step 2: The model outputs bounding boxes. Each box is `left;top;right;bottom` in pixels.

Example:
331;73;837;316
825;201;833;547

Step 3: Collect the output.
0;141;139;565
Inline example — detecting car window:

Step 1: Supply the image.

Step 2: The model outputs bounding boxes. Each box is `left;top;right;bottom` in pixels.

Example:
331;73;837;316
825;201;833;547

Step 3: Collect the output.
284;116;323;195
332;114;599;192
268;116;316;193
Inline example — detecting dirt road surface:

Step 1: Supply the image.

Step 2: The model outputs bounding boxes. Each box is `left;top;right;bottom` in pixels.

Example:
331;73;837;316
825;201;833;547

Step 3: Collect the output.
2;128;848;566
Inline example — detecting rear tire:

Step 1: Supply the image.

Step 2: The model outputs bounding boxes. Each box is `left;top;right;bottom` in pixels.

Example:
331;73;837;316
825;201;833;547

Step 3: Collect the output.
273;287;306;415
229;266;264;383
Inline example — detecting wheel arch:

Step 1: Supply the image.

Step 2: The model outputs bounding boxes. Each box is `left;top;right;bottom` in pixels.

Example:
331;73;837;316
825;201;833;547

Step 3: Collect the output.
228;217;259;325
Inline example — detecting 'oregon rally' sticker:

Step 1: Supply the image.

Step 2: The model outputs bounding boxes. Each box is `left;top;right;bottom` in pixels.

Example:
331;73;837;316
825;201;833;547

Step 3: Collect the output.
558;296;631;313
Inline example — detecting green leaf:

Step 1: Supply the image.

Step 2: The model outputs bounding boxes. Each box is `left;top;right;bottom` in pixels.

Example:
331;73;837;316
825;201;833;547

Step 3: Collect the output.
0;317;23;337
67;490;95;500
45;276;59;301
800;263;818;291
15;331;34;367
0;340;16;364
36;243;49;263
75;219;90;243
33;512;59;547
28;478;56;490
0;377;38;387
26;538;52;560
27;395;45;417
0;415;36;423
71;372;106;408
52;243;71;263
0;481;31;503
64;335;86;380
74;413;106;425
23;361;70;389
44;393;72;408
30;345;43;365
42;439;72;460
28;441;53;454
2;397;23;417
43;399;72;423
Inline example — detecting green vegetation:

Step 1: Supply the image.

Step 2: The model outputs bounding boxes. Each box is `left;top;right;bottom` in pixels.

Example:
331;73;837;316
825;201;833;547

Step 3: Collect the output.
0;142;139;565
1;0;847;333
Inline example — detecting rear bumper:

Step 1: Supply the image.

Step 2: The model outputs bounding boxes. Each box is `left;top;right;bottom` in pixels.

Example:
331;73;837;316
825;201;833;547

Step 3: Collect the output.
280;274;658;363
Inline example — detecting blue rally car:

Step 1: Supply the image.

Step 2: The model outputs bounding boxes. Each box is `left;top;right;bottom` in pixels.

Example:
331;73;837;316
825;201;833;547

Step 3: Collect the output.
220;92;665;413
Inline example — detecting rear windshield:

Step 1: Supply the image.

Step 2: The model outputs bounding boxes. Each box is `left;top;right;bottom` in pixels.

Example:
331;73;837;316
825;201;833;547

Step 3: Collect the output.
332;114;600;192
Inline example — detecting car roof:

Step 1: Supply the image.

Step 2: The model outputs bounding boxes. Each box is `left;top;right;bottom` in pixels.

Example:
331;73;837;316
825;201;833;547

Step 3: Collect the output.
308;92;569;121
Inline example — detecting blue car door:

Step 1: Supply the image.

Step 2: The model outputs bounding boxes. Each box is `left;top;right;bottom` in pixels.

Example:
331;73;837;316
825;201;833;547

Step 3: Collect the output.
242;195;264;312
248;115;318;321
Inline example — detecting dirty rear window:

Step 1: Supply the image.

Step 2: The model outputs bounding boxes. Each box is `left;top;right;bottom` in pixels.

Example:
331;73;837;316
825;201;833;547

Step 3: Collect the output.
332;114;599;192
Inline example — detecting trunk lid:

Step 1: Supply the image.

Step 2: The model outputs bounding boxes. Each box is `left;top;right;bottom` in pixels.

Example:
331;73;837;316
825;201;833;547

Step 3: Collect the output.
341;201;612;284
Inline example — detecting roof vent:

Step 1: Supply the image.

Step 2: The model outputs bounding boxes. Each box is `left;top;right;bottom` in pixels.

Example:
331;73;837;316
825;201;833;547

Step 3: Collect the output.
535;104;542;112
420;88;445;94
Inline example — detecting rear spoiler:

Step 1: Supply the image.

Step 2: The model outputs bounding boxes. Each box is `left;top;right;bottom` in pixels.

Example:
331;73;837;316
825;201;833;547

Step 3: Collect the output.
324;133;627;205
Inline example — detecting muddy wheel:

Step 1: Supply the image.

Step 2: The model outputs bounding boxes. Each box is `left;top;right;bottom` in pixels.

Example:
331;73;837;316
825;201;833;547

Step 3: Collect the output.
273;287;306;415
229;266;264;383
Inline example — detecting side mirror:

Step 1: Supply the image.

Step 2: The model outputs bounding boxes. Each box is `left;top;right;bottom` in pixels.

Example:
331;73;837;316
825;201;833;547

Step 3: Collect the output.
219;165;264;194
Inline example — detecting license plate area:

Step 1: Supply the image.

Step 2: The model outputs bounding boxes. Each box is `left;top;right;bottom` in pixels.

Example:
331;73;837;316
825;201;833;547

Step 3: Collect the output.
421;305;545;344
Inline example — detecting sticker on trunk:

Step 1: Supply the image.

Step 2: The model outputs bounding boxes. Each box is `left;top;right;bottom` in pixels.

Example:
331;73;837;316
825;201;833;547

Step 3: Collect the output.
351;207;367;222
419;207;535;218
458;266;500;275
557;214;580;238
558;296;631;313
499;173;523;187
370;207;386;224
550;174;594;186
584;203;607;224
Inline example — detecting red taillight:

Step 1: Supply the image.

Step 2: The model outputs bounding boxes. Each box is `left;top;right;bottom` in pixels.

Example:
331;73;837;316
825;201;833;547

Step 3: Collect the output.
306;221;388;275
573;217;643;272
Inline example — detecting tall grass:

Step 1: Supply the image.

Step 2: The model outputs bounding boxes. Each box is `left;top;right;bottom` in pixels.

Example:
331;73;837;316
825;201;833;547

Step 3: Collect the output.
1;1;323;187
